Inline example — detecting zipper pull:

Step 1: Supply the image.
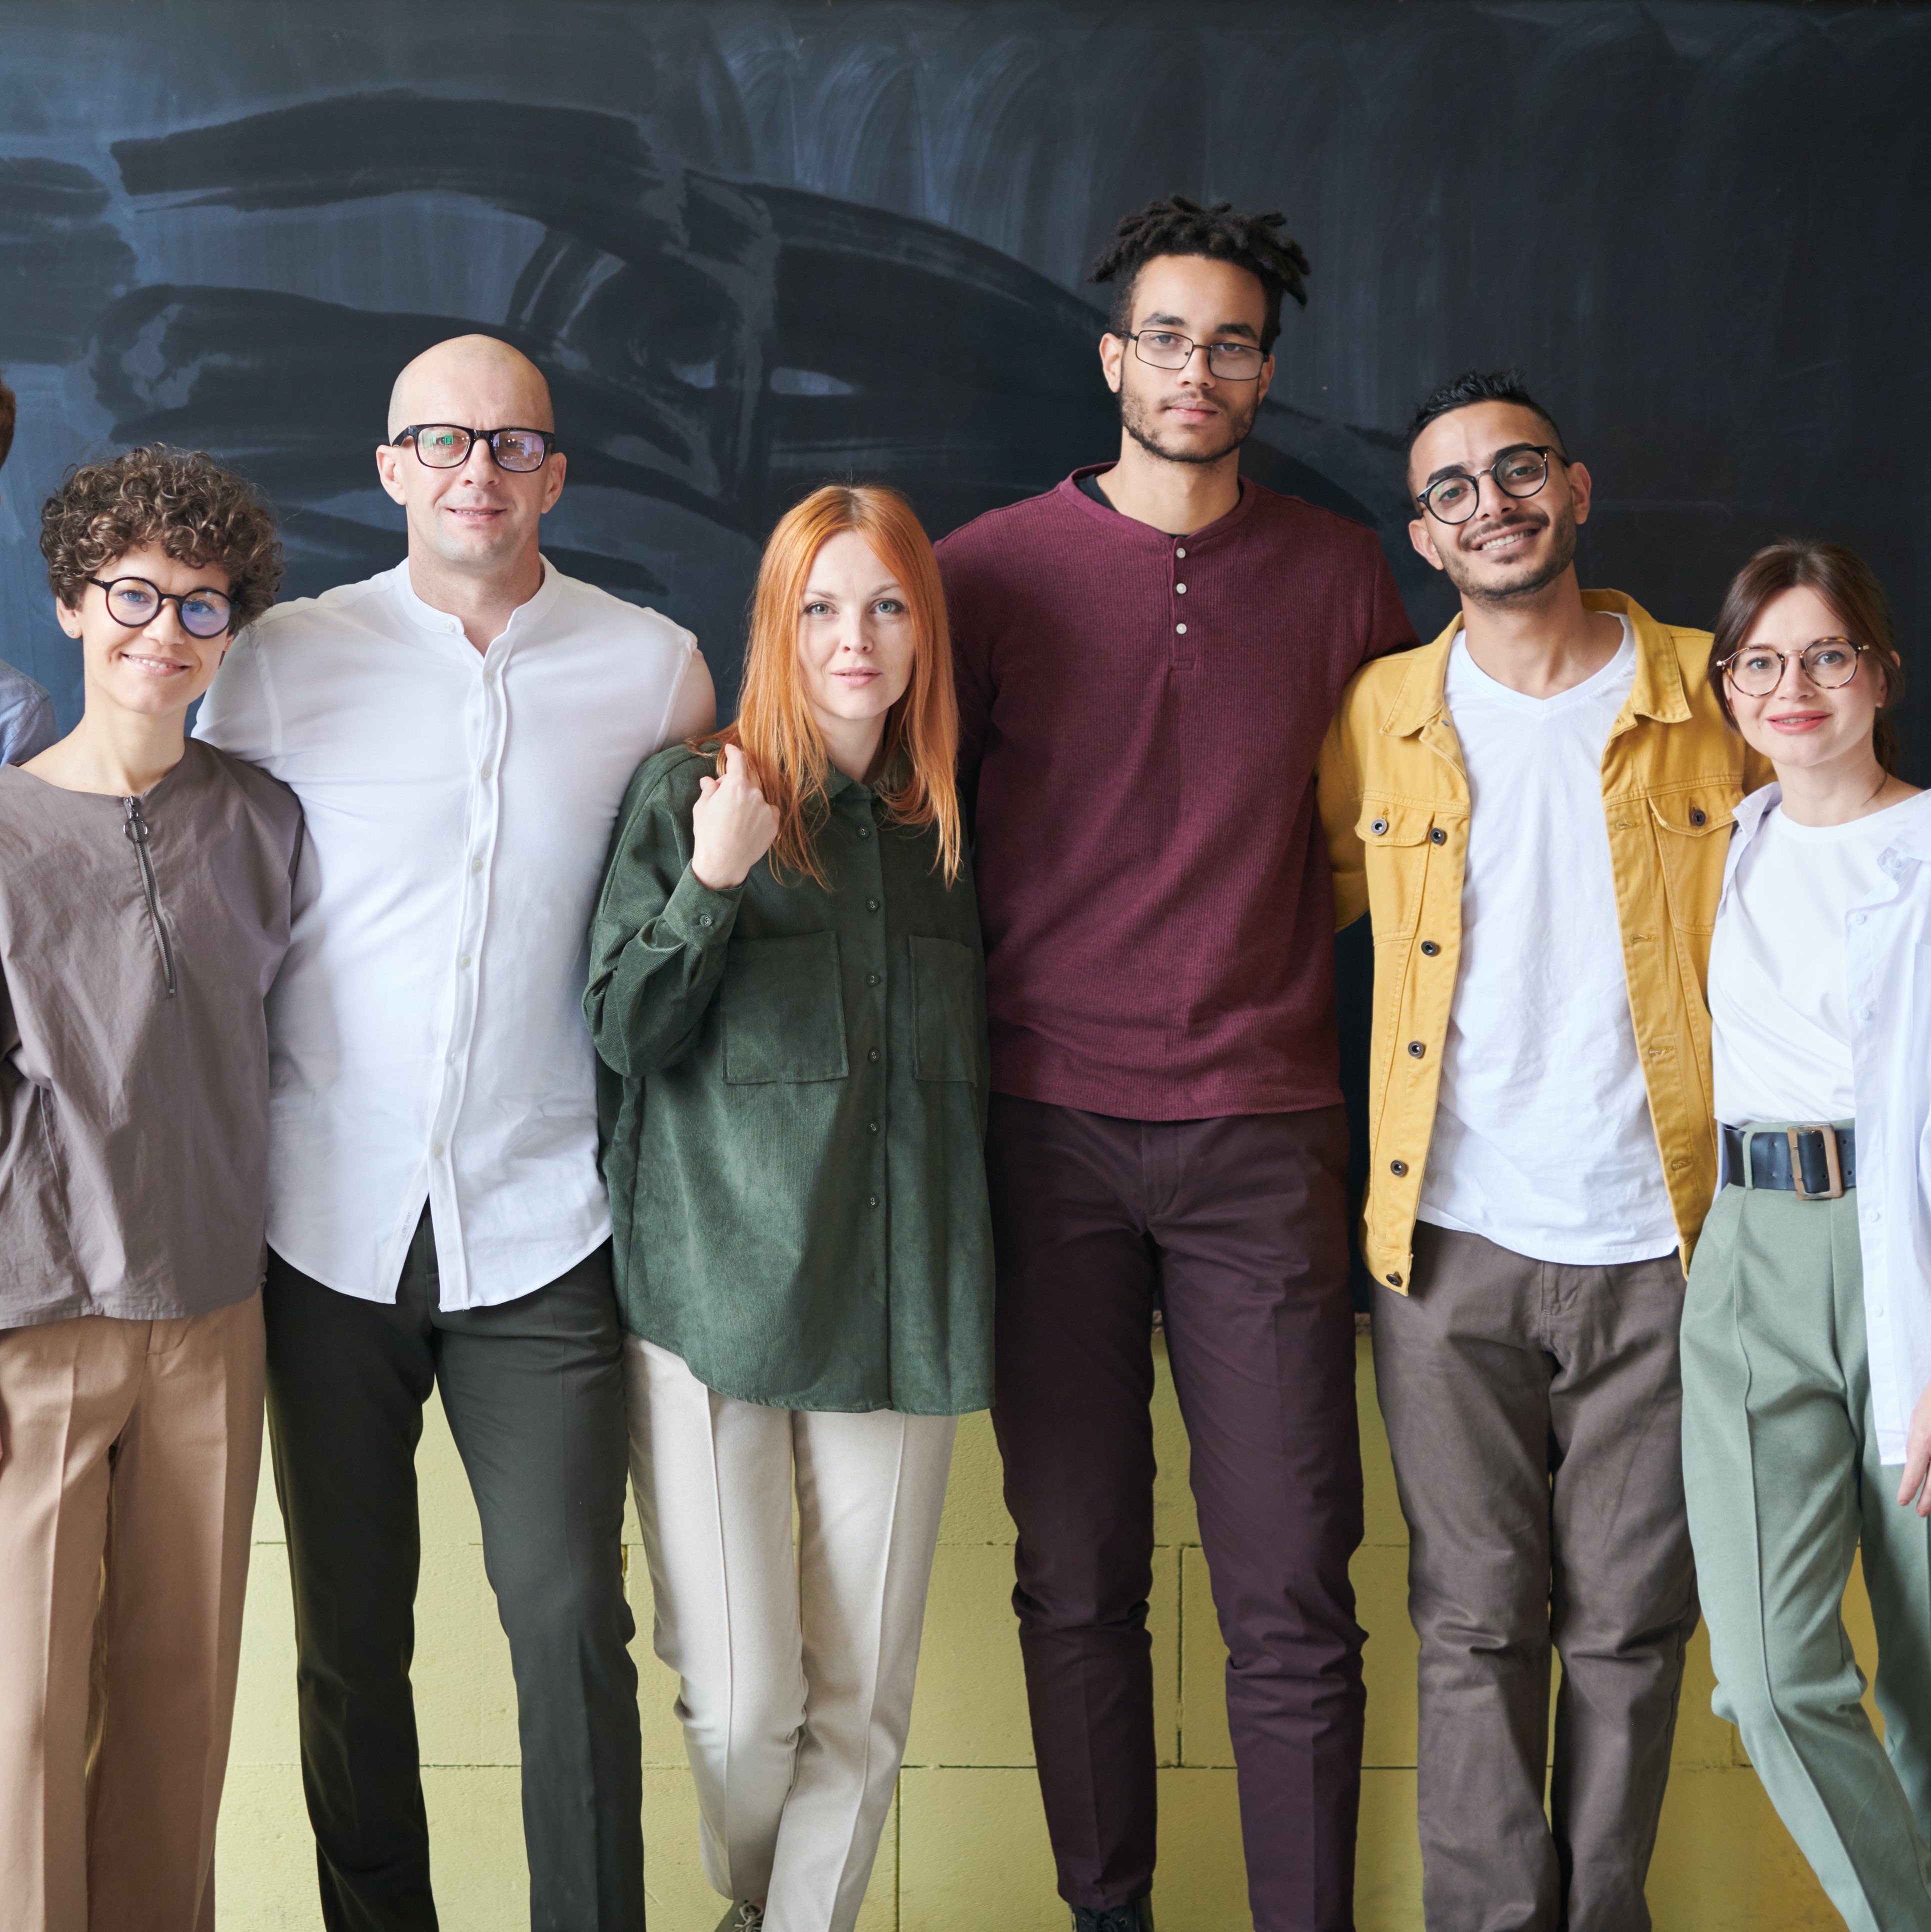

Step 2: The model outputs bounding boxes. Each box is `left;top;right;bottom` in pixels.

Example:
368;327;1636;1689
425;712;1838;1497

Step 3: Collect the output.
123;796;148;844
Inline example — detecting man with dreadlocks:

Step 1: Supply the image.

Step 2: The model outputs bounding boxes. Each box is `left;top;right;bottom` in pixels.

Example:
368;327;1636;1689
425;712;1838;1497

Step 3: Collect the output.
936;195;1415;1931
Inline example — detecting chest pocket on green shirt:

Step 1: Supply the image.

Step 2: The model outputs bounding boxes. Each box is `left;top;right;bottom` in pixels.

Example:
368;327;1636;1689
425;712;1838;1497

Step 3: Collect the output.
722;931;850;1084
910;935;976;1083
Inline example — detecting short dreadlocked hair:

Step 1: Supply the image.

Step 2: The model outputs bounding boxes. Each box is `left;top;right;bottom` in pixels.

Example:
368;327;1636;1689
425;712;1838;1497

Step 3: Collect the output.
1404;369;1567;474
0;371;16;469
1090;194;1310;356
40;445;283;632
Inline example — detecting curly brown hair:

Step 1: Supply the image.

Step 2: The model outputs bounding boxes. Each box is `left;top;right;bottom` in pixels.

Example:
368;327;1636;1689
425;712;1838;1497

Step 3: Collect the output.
40;444;283;632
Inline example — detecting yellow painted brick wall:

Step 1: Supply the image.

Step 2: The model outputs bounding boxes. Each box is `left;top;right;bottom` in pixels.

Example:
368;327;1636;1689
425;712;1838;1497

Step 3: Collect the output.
219;1335;1874;1927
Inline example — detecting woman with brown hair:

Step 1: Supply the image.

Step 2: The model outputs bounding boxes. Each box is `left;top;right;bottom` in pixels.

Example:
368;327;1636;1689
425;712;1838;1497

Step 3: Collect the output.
586;484;992;1932
1683;538;1931;1931
0;446;299;1929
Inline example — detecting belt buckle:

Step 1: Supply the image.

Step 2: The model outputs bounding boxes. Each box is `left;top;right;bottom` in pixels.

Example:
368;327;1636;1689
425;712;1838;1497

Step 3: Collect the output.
1788;1125;1845;1201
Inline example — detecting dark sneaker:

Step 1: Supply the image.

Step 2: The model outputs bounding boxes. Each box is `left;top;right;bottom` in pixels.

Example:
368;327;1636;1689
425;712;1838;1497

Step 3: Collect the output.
1071;1898;1154;1932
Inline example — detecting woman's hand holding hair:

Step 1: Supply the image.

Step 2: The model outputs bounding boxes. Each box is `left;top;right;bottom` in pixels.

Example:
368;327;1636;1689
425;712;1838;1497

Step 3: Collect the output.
1898;1377;1931;1515
690;742;780;891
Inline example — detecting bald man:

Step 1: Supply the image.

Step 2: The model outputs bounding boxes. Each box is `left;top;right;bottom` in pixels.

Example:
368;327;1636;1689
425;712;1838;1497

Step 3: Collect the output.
199;335;714;1931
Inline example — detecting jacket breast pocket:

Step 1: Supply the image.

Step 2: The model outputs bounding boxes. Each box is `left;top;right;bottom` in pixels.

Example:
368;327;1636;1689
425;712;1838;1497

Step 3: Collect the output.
1358;799;1439;939
721;932;850;1084
910;935;978;1083
1648;789;1738;937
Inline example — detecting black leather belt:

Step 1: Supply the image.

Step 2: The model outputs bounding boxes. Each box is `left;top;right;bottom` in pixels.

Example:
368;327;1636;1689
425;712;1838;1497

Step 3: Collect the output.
1720;1123;1856;1199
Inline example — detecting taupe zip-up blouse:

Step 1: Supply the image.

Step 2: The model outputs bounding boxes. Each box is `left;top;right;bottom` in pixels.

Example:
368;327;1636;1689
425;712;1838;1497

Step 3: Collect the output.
0;743;303;1327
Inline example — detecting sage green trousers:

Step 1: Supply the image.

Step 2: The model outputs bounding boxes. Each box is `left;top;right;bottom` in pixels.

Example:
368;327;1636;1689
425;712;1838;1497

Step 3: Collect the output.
1681;1153;1931;1932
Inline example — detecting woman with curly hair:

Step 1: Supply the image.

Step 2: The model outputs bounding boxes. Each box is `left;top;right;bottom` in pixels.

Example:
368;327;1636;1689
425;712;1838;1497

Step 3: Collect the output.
587;484;992;1932
0;445;302;1930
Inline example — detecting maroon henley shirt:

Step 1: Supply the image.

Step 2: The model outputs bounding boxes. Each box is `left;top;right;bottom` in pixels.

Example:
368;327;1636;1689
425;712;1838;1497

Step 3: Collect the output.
938;467;1416;1121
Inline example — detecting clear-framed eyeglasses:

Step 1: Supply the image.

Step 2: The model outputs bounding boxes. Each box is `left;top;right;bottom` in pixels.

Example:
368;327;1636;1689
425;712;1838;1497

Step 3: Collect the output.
86;575;234;638
1414;445;1560;525
394;424;558;473
1717;636;1875;698
1122;330;1267;382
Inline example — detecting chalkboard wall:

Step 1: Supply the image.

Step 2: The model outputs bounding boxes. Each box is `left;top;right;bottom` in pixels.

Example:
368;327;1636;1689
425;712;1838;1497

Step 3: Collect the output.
4;0;1923;1301
3;0;1926;767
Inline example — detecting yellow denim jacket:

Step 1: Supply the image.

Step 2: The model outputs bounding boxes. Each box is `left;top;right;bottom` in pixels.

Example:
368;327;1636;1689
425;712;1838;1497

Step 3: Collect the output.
1318;590;1773;1293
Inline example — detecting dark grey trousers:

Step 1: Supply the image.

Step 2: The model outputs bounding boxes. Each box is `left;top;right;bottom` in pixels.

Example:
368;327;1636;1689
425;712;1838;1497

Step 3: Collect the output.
264;1208;644;1932
1372;1222;1698;1932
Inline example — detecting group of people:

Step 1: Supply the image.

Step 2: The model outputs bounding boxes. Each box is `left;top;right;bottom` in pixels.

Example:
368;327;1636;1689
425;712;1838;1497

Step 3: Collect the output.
0;190;1926;1932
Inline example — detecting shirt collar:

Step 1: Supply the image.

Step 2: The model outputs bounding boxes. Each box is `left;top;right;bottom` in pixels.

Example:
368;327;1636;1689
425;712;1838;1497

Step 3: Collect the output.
1057;466;1256;546
386;554;564;645
1380;587;1684;739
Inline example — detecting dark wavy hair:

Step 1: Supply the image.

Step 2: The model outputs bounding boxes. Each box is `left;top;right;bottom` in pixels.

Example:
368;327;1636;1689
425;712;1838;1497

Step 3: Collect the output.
1710;539;1906;775
40;444;283;632
1090;194;1310;355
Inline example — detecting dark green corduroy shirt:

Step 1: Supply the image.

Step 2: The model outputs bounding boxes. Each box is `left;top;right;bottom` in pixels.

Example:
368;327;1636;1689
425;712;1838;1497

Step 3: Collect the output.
586;745;994;1415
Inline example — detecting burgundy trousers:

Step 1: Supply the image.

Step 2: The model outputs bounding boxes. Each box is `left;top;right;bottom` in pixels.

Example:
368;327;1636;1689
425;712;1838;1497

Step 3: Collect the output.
986;1095;1366;1931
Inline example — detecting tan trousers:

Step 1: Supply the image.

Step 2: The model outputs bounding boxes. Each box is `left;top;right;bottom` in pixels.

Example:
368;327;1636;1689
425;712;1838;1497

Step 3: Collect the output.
0;1296;264;1932
626;1336;956;1932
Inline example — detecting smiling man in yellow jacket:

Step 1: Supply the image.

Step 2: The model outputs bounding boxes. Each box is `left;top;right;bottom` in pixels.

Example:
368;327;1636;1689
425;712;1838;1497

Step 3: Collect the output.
1318;369;1770;1932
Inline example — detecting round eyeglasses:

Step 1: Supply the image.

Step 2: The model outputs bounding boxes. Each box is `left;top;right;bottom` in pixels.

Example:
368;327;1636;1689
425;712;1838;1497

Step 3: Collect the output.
394;424;558;473
86;575;234;638
1122;330;1266;382
1718;636;1874;698
1414;445;1560;525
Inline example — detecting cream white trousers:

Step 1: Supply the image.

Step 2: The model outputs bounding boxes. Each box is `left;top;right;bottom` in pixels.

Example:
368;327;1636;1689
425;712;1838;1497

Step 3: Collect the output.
624;1337;956;1932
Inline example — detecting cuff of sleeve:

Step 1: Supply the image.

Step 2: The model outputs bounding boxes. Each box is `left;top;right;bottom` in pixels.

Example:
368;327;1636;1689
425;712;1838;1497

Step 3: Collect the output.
662;864;744;944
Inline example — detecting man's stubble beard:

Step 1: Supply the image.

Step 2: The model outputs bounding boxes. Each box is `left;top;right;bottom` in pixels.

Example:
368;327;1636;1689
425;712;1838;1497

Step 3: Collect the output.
1444;503;1580;608
1119;384;1258;468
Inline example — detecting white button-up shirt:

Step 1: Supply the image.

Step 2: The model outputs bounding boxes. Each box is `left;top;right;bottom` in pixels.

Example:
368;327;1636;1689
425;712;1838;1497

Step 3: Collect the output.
197;558;703;1308
1718;783;1931;1462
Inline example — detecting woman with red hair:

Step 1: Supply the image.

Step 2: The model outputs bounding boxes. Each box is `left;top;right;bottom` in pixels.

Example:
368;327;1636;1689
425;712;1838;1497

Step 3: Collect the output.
587;484;992;1932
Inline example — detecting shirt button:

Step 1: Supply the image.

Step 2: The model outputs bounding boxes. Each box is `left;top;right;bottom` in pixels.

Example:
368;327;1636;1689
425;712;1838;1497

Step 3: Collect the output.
1370;817;1388;836
1175;623;1187;635
1390;1159;1408;1176
1420;940;1440;956
1852;911;1868;925
480;764;492;779
868;1048;880;1063
1386;1271;1403;1287
866;972;881;986
858;825;870;839
866;897;880;912
1176;583;1188;594
868;1120;880;1134
1430;827;1447;845
470;857;482;873
460;954;473;969
1690;807;1708;826
697;912;714;928
1175;547;1187;559
1408;1040;1426;1059
868;1194;880;1209
483;670;497;685
432;1143;446;1159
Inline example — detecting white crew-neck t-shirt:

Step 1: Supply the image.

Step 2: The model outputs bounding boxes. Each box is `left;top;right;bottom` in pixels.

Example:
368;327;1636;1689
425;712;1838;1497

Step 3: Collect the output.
1710;796;1920;1125
1416;620;1681;1265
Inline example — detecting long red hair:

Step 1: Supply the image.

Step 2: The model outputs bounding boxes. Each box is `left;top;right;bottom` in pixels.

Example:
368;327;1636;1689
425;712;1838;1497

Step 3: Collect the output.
712;484;962;888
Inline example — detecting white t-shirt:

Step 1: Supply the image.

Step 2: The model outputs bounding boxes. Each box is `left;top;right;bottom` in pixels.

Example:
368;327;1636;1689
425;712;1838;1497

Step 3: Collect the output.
1416;621;1681;1265
1710;797;1919;1125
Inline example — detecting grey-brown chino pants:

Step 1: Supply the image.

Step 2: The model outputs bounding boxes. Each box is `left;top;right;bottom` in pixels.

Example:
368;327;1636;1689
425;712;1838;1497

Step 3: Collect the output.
1372;1223;1698;1932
